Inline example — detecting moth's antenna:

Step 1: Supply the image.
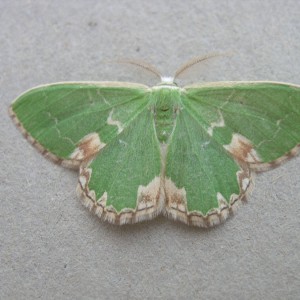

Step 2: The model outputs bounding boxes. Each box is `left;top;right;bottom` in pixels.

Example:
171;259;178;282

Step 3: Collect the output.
114;59;162;80
174;52;232;80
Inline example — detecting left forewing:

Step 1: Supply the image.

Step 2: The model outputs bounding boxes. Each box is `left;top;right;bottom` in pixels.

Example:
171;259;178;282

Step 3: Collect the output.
10;82;149;169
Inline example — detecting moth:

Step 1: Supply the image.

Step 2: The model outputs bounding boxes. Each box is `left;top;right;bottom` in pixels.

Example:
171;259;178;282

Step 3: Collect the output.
9;55;300;227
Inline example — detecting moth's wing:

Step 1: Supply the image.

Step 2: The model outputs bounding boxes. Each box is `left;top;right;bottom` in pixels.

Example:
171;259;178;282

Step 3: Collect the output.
164;100;249;227
10;82;149;169
164;81;300;227
77;103;162;225
185;81;300;170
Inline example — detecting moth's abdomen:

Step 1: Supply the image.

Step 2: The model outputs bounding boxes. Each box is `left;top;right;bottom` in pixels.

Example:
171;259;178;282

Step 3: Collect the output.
152;88;181;143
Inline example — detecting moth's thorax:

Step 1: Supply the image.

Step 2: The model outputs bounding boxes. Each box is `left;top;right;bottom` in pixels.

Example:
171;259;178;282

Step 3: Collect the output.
151;87;182;143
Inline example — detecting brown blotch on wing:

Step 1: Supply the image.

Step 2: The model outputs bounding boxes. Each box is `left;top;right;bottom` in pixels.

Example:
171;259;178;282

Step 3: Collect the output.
136;177;161;211
224;133;261;164
164;178;187;213
70;132;106;163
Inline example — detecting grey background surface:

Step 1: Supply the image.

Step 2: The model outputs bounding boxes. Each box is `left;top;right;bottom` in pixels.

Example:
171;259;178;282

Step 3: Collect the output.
1;1;300;299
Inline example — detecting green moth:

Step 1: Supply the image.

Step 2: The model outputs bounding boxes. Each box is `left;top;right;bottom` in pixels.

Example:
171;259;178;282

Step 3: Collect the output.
9;56;300;227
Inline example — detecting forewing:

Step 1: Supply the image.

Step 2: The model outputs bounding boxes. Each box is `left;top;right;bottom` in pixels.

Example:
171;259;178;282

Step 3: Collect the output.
184;81;300;170
10;82;149;168
77;105;162;224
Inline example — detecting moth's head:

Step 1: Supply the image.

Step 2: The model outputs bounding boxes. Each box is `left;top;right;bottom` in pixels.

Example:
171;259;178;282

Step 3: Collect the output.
158;76;178;86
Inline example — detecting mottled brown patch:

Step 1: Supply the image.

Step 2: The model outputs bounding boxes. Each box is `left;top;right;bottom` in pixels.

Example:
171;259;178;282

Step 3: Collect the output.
70;133;105;163
224;133;261;163
137;177;161;211
164;178;187;212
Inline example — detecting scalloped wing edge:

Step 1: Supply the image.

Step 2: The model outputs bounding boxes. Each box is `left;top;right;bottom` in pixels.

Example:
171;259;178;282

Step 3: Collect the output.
163;167;253;227
77;164;253;227
249;143;300;172
77;167;164;225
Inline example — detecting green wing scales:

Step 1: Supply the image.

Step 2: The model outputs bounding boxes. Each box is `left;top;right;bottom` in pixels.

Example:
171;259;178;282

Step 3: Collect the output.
184;82;300;169
10;82;149;168
165;81;300;226
78;106;162;224
10;79;300;227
